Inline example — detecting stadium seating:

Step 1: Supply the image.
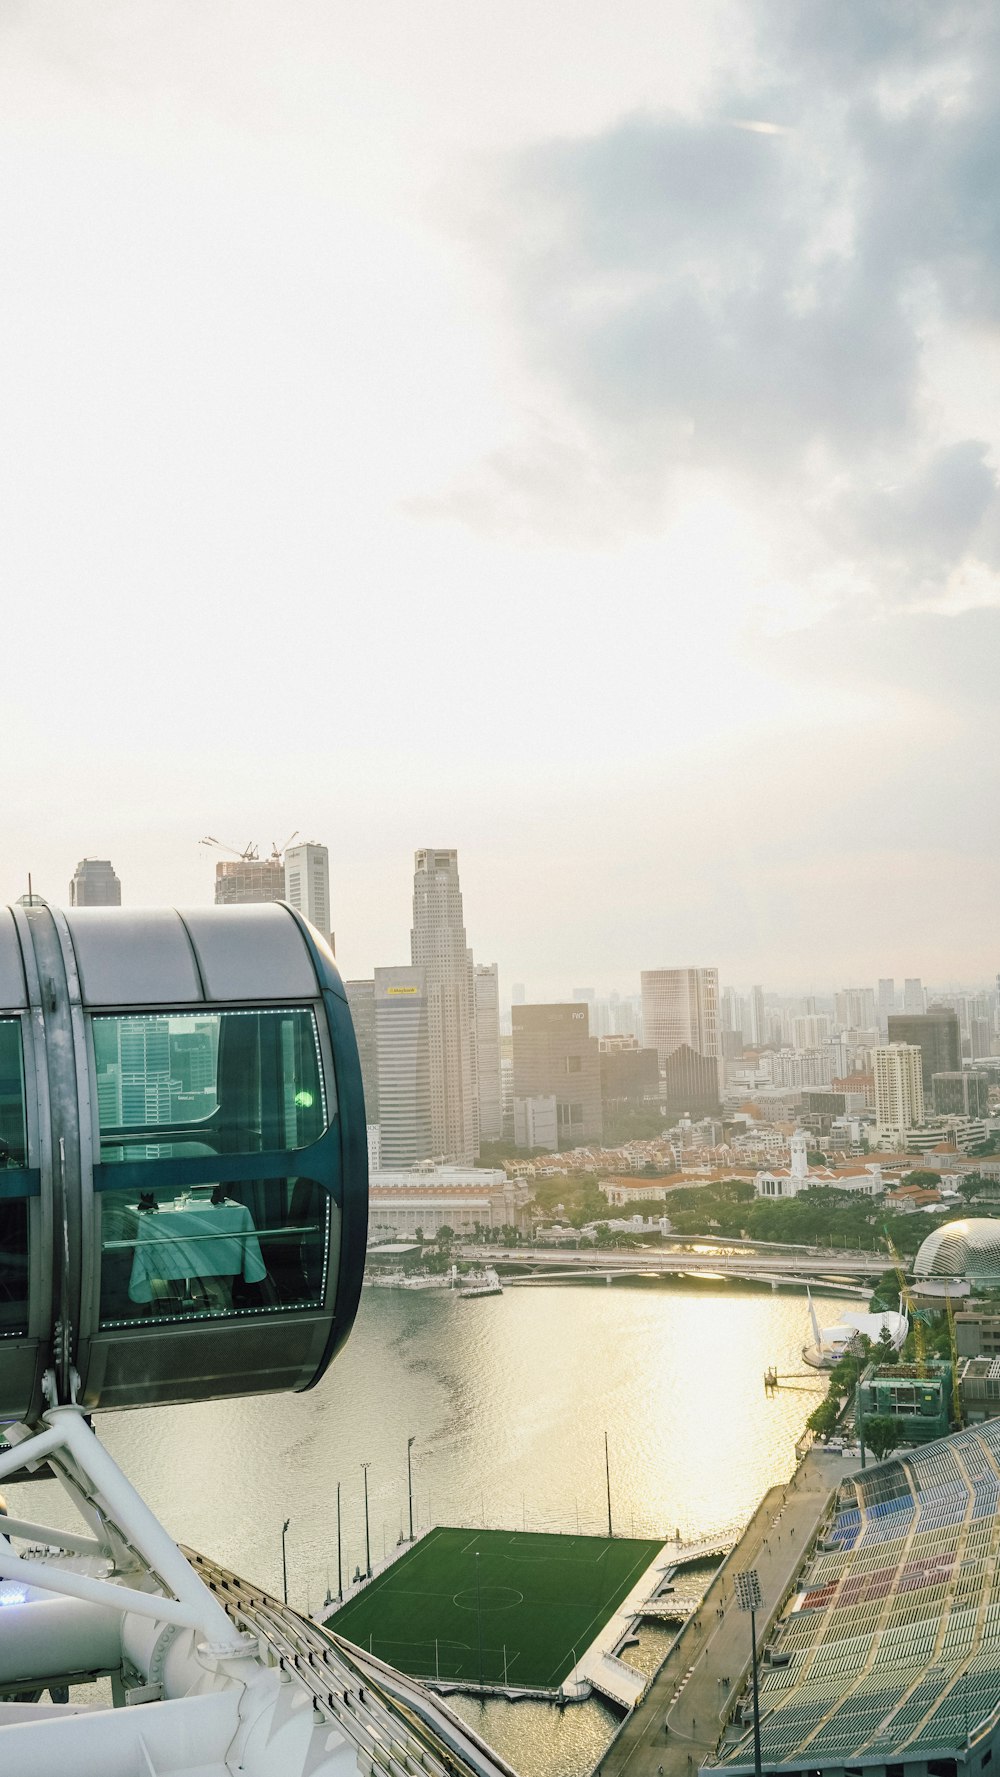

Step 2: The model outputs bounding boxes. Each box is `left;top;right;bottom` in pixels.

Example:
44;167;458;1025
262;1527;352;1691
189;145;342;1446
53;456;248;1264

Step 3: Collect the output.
715;1420;1000;1772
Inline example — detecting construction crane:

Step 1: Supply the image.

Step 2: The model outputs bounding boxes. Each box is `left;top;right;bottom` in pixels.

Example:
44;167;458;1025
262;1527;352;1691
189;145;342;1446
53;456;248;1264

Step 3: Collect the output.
882;1226;927;1376
200;833;301;865
199;836;260;861
945;1290;964;1429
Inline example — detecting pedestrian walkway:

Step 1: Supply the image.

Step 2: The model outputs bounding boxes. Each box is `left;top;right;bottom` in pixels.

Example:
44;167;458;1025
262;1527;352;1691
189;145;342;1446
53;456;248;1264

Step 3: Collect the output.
599;1448;856;1777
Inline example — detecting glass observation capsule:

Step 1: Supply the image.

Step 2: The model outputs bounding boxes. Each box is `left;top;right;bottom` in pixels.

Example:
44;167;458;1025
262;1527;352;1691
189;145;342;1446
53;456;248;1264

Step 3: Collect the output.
0;901;368;1420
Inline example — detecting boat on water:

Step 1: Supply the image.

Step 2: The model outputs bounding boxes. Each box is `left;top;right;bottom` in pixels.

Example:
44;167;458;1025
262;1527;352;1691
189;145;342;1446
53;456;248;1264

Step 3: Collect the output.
802;1286;908;1369
457;1266;503;1298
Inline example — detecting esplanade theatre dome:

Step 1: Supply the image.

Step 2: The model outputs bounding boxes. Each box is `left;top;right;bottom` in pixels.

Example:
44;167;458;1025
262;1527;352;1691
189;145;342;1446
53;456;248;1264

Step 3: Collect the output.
913;1218;1000;1284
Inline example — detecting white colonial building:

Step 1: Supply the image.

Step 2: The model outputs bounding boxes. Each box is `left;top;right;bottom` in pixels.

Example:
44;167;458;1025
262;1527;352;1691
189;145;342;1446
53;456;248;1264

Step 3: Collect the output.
755;1130;884;1200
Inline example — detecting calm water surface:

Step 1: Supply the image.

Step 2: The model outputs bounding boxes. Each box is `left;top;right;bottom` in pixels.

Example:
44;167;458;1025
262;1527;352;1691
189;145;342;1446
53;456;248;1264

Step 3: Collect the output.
11;1278;842;1776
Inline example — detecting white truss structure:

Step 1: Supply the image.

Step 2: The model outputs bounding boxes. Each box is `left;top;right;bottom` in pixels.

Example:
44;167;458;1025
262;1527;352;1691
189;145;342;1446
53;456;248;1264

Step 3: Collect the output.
0;1401;513;1777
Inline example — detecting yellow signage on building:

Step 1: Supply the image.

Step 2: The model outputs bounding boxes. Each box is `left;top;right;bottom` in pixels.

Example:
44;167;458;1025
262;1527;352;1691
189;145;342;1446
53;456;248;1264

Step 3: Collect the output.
385;985;419;995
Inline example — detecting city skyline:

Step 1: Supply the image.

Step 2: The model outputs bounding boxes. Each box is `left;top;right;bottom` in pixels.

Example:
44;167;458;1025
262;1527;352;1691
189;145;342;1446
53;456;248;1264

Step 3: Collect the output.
1;4;998;995
7;843;997;1004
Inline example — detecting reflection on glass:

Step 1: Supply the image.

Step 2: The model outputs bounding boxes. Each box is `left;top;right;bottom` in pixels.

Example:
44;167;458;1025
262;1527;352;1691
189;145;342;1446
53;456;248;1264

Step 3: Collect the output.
0;1201;28;1336
93;1007;328;1161
99;1178;333;1327
0;1020;27;1169
0;1022;29;1337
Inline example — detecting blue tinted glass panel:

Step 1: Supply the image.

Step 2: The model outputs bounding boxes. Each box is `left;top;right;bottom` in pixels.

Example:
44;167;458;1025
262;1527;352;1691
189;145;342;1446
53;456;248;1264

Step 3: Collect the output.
93;1007;328;1161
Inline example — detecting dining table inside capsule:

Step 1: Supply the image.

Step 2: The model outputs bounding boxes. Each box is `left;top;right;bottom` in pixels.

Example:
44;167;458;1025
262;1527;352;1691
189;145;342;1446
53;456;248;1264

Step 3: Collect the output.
0;898;368;1422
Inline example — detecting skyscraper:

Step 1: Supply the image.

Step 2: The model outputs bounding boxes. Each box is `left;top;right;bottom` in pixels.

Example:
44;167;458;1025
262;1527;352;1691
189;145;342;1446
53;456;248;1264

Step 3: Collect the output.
374;966;432;1168
345;980;379;1125
877;978;895;1036
873;1043;925;1138
904;977;925;1015
641;968;720;1072
474;964;503;1144
887;1006;962;1097
834;987;877;1031
410;849;479;1163
284;842;333;949
213;857;284;907
747;984;765;1048
511;1003;602;1149
69;858;121;906
933;1072;990;1118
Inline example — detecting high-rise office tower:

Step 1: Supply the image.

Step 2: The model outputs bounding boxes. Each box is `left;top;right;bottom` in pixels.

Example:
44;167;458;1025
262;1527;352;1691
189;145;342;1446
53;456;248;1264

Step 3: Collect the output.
792;1013;831;1049
747;984;765;1048
374;966;432;1168
873;1043;925;1138
284;842;333;949
834;987;877;1031
410;849;479;1163
970;1016;994;1061
933;1072;990;1118
903;978;925;1015
641;968;720;1071
474;964;503;1143
345;980;379;1124
720;986;742;1036
512;1003;602;1148
213;857;284;907
69;858;121;906
887;1006;961;1097
877;978;895;1036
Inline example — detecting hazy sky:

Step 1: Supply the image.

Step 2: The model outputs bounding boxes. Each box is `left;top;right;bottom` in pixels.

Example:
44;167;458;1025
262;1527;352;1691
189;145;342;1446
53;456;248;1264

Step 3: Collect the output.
2;1;998;995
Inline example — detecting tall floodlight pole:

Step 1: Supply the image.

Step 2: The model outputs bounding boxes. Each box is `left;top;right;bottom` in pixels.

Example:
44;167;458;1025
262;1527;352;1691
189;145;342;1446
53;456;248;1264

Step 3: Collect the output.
735;1567;763;1777
604;1430;613;1537
362;1462;372;1579
336;1481;343;1602
475;1549;484;1688
281;1518;291;1606
407;1436;416;1542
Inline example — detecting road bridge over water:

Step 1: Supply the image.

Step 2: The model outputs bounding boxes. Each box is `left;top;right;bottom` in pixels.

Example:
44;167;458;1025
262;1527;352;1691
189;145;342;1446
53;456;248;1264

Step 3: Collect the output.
464;1244;888;1295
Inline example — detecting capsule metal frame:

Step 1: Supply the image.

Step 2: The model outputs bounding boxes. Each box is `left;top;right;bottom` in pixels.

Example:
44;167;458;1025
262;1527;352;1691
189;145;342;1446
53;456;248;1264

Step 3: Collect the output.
0;901;368;1422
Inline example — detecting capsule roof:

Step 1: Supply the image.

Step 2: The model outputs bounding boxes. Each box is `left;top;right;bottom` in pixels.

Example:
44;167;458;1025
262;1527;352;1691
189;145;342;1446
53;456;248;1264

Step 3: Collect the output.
0;903;338;1012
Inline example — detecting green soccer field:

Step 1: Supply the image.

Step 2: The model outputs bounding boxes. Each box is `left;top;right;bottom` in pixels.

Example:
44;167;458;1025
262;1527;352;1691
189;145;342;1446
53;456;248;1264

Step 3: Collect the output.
324;1526;664;1690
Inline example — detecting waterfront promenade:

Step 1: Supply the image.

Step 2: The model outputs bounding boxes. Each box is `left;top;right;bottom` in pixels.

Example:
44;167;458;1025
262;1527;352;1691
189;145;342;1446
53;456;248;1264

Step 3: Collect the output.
599;1446;855;1777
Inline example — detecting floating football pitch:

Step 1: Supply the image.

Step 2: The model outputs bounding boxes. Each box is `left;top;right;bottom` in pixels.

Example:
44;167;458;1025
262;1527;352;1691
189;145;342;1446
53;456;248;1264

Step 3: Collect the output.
324;1525;664;1690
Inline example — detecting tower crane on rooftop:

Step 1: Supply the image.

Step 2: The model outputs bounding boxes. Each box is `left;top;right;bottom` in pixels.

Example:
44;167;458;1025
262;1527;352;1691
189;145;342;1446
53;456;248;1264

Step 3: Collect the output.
199;836;260;861
200;833;301;865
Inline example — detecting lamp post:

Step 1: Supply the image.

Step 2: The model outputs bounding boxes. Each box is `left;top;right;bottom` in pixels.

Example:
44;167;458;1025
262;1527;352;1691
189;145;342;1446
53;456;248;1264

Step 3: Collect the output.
604;1429;613;1537
362;1463;372;1579
336;1481;343;1603
407;1436;415;1542
735;1567;763;1777
281;1518;291;1607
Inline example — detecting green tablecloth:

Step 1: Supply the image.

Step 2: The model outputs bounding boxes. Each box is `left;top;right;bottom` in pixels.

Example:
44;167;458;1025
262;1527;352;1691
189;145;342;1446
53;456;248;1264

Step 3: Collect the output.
128;1201;267;1303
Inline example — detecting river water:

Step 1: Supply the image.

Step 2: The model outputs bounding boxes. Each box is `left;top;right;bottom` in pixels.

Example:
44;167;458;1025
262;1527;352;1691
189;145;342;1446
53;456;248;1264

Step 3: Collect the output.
11;1275;843;1776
